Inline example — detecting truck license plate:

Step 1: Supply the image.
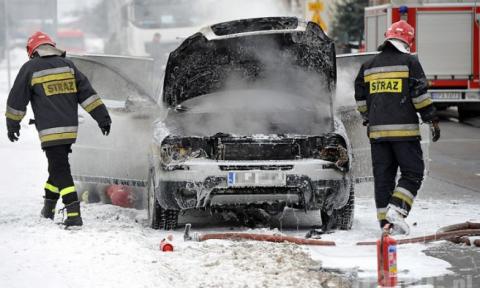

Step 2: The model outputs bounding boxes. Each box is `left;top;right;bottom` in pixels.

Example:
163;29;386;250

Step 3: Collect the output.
431;92;461;100
227;171;286;187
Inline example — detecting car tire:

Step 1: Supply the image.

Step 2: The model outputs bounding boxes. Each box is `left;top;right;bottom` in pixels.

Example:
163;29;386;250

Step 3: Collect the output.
147;169;161;229
332;182;355;230
458;104;480;122
147;168;180;230
458;106;469;122
160;208;179;230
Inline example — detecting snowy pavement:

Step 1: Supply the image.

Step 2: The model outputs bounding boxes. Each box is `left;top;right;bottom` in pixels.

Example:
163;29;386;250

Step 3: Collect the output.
1;49;480;288
0;127;347;288
1;131;478;288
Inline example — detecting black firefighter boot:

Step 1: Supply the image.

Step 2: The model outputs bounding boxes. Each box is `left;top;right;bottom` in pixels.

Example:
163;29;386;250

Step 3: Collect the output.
62;201;83;228
41;198;58;220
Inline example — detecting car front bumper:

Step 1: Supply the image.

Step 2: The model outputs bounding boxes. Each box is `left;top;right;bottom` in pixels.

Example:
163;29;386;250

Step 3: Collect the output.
155;159;349;211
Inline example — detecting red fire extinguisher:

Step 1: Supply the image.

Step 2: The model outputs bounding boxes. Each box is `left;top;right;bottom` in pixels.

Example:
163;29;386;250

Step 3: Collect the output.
160;234;174;252
377;227;398;287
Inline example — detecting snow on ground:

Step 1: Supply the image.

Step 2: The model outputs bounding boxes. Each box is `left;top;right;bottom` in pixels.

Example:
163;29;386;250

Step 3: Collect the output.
0;133;346;288
1;49;479;288
308;185;480;285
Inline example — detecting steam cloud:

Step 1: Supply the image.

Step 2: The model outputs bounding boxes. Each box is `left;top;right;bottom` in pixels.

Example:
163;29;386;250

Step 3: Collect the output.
193;0;295;26
335;67;359;109
164;36;334;137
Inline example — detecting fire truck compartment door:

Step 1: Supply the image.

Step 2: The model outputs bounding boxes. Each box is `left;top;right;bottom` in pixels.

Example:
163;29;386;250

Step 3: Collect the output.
416;11;473;78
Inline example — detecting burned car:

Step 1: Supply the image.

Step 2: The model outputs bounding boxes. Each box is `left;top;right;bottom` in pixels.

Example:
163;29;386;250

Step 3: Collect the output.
68;19;431;230
147;17;356;230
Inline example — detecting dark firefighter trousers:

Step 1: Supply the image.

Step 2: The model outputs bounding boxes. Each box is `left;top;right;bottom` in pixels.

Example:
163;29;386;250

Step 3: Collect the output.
371;141;424;227
43;144;78;206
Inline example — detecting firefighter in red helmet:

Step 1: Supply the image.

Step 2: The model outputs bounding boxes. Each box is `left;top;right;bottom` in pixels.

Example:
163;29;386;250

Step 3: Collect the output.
354;21;440;234
5;31;112;228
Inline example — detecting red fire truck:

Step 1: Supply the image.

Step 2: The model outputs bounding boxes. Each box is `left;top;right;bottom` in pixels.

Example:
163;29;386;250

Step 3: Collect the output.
56;29;86;54
364;1;480;120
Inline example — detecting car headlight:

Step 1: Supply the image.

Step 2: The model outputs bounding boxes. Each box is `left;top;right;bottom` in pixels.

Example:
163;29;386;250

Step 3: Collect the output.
316;134;349;170
160;143;209;165
320;145;348;167
160;145;191;163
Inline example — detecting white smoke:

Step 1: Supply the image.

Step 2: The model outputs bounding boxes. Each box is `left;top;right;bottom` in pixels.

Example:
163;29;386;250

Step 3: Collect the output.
193;0;295;25
335;66;359;109
163;35;334;137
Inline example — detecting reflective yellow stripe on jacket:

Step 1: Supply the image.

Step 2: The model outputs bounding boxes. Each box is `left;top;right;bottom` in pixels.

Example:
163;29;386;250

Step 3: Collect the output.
356;100;367;113
412;93;433;110
80;94;104;113
364;65;409;83
38;126;78;143
5;106;26;121
369;124;420;139
31;67;75;85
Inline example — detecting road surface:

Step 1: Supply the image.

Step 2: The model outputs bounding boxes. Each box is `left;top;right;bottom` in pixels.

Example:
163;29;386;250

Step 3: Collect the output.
418;112;480;288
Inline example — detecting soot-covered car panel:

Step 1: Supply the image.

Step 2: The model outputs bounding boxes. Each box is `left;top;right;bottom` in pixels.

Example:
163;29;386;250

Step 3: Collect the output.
148;17;354;230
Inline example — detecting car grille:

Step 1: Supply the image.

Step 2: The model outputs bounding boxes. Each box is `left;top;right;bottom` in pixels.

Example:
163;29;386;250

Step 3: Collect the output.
220;142;300;160
219;165;294;171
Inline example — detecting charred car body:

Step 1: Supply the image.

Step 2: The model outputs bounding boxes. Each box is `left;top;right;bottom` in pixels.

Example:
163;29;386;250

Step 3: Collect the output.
148;17;355;230
68;18;431;231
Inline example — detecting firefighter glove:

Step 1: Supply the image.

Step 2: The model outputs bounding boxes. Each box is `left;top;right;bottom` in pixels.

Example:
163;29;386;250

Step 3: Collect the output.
100;124;110;136
431;120;440;142
7;130;20;142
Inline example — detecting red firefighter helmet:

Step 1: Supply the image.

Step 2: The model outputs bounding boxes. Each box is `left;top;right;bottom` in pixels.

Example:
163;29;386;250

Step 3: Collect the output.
26;31;56;58
384;20;415;48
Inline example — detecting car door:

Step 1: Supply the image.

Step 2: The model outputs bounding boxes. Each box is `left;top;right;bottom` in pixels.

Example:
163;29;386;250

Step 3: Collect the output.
69;55;164;187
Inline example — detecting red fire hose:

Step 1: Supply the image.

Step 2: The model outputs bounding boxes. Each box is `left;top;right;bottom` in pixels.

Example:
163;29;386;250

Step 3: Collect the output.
436;221;480;233
183;223;480;247
356;229;480;246
199;232;336;246
183;224;335;246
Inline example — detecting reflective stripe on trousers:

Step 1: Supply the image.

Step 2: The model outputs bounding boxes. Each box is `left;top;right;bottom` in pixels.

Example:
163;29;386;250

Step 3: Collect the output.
45;182;59;194
377;207;387;221
392;186;415;207
60;186;76;197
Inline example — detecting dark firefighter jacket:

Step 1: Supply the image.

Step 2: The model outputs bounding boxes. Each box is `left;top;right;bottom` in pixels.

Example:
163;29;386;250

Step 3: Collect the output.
5;53;111;148
354;43;436;142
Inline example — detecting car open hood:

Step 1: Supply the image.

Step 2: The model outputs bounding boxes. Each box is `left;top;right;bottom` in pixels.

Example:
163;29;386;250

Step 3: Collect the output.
162;17;337;130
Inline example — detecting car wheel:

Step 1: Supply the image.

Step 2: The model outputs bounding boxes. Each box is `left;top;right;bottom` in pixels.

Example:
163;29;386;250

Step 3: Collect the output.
458;106;469;122
147;169;161;229
458;104;480;122
160;208;179;230
147;168;180;230
332;182;355;230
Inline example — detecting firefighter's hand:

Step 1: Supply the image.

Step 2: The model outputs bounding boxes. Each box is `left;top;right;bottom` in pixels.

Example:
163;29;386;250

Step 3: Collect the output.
431;120;440;142
100;124;110;136
7;130;20;142
363;121;370;138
